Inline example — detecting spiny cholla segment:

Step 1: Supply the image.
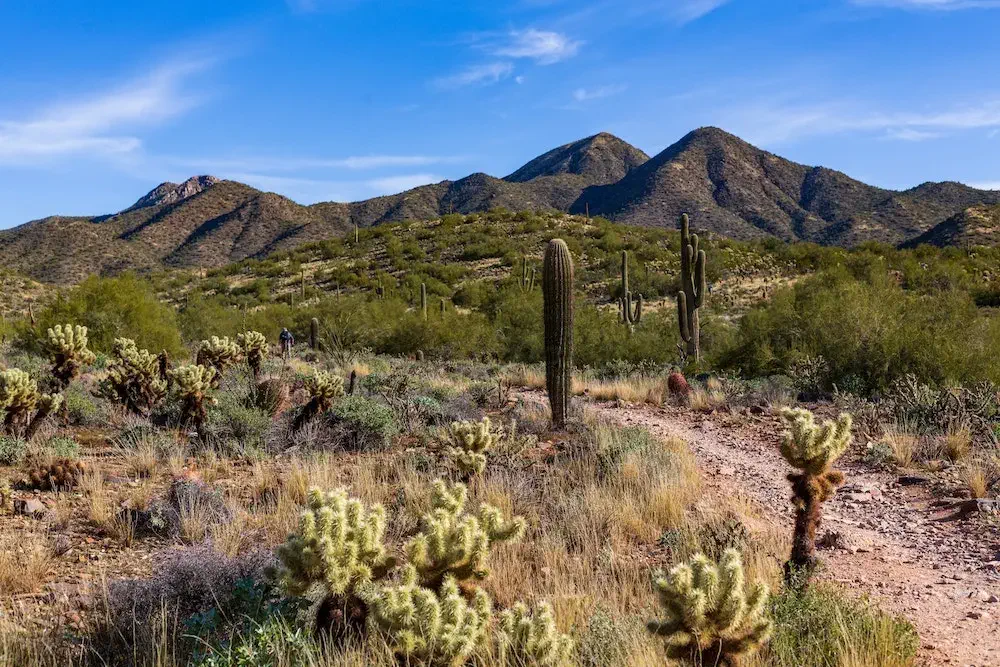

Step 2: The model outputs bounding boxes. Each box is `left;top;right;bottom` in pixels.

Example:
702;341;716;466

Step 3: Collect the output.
647;548;772;666
440;416;496;476
45;324;96;387
99;338;166;414
498;601;575;667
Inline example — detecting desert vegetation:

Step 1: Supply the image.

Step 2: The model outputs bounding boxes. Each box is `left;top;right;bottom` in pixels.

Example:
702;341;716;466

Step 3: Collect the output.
2;211;997;665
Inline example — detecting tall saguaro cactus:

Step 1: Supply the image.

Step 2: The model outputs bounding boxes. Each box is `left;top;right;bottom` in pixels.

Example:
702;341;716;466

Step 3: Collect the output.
420;283;428;320
517;256;536;292
543;239;574;429
310;318;319;350
619;250;642;328
677;213;707;362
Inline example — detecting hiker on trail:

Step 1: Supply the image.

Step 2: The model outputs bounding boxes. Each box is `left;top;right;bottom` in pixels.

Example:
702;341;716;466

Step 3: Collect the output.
279;327;294;359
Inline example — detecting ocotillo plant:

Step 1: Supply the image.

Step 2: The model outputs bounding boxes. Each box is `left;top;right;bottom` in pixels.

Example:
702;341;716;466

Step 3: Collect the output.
310;318;319;350
677;213;707;362
619;250;642;328
647;549;772;666
420;283;428;320
543;239;574;429
779;408;852;585
517;256;536;292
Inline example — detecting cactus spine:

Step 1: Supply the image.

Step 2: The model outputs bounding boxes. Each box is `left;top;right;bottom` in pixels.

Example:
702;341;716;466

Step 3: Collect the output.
779;408;852;584
677;214;707;362
543;239;574;429
310;317;319;350
420;283;428;320
619;250;642;327
647;548;772;665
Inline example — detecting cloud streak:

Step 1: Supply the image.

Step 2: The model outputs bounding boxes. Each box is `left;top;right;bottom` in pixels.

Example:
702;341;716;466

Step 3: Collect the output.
433;62;514;89
851;0;1000;9
493;29;582;64
572;84;628;102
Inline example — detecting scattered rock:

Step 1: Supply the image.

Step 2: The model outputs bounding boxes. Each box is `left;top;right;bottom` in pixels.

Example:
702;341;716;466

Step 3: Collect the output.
898;474;930;486
967;610;990;620
14;498;48;518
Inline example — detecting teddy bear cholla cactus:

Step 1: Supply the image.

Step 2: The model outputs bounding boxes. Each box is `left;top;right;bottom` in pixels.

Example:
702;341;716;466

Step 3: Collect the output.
368;564;492;667
44;324;96;388
274;487;395;633
167;364;216;436
406;479;526;591
0;368;63;438
294;371;345;430
647;548;772;666
497;601;575;667
236;330;268;379
439;416;496;477
99;338;167;415
196;336;243;385
779;408;852;583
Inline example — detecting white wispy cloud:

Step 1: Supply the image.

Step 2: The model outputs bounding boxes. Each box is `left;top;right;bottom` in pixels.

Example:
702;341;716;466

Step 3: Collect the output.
433;62;514;89
716;98;1000;145
666;0;731;23
851;0;1000;9
572;84;628;102
0;57;211;164
493;29;582;64
168;154;465;172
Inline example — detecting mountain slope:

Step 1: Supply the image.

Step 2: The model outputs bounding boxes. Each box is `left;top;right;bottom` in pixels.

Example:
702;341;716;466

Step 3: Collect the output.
3;128;999;283
902;203;1000;248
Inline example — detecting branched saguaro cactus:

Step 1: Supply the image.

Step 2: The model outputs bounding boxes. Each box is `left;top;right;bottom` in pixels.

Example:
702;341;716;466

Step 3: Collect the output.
779;408;852;584
369;564;492;667
294;371;345;430
438;417;496;478
0;369;63;438
542;239;574;429
196;336;243;386
517;256;536;292
236;330;268;379
44;324;96;388
275;487;395;635
497;601;575;667
619;250;642;328
647;549;772;666
99;338;167;415
677;214;707;362
406;479;526;591
167;364;216;437
420;283;428;321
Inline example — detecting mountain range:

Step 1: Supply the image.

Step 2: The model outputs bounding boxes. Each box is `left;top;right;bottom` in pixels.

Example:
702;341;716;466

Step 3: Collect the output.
3;127;998;283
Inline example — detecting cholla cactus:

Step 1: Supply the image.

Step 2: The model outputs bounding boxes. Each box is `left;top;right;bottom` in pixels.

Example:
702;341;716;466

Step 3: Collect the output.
647;549;772;666
167;364;216;436
275;487;395;598
0;368;63;438
196;336;243;385
294;371;345;430
779;408;852;583
0;479;11;511
99;338;167;415
497;601;574;667
44;324;96;388
439;417;496;477
406;479;526;590
237;330;268;379
369;564;492;666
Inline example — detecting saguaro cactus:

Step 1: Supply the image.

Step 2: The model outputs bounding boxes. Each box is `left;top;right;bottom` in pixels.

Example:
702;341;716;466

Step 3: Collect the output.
619;250;642;327
543;239;574;429
44;324;96;388
677;214;707;362
779;408;852;584
647;548;772;666
310;317;319;350
517;256;536;292
420;283;428;320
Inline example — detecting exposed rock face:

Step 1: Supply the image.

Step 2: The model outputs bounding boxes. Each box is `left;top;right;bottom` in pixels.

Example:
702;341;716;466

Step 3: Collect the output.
128;175;222;211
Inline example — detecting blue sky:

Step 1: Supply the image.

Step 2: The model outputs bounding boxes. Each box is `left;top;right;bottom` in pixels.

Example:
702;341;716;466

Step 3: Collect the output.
1;0;999;228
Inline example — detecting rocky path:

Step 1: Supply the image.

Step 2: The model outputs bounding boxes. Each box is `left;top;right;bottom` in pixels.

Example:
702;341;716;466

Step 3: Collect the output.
558;394;1000;666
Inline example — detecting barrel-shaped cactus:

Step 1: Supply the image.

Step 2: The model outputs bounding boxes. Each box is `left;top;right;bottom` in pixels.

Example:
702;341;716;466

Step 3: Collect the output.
196;336;243;385
542;239;574;429
498;601;575;667
677;214;707;362
406;479;525;590
99;338;167;415
647;549;772;666
236;330;268;379
368;564;492;666
44;324;96;388
0;368;62;438
619;250;642;327
779;408;852;583
167;364;216;436
438;417;496;477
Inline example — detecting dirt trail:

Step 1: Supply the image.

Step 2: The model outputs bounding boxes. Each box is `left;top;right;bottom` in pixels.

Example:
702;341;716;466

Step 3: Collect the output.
542;393;1000;666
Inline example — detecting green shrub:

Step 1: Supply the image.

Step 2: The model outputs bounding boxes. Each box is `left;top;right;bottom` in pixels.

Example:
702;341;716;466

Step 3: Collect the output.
331;395;399;451
0;435;27;465
46;436;81;460
64;383;103;425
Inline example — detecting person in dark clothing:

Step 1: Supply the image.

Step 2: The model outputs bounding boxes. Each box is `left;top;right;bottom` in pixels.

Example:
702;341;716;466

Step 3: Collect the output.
279;327;294;359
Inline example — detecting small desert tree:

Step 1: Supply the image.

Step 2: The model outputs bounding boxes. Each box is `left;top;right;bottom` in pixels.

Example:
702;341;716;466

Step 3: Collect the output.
647;549;772;666
779;407;852;584
44;324;96;389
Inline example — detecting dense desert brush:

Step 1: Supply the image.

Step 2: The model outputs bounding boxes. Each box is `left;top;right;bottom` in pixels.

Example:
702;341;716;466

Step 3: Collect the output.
647;548;772;666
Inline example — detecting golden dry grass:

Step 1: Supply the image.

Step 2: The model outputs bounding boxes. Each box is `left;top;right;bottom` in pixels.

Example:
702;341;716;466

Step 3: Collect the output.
0;532;52;594
881;426;920;468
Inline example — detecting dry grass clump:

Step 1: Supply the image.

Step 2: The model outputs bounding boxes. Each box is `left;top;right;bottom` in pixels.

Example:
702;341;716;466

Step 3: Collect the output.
0;532;52;594
942;427;971;462
880;425;920;468
959;455;999;499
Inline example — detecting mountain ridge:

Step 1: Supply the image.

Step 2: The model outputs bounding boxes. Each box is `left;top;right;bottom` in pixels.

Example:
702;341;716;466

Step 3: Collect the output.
3;127;999;283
